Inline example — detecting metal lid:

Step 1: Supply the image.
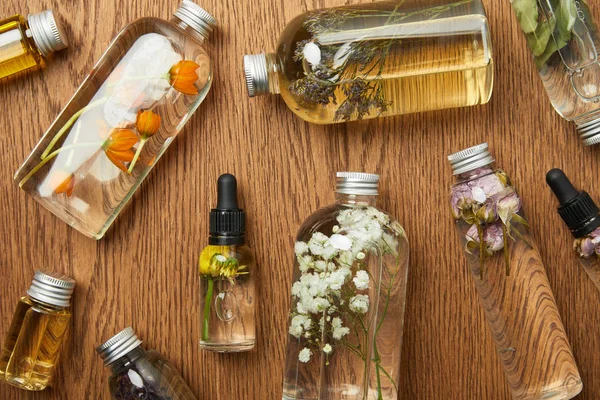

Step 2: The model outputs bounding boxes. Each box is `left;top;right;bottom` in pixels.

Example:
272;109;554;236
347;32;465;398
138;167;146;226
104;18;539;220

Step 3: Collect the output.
27;270;75;308
577;118;600;146
96;327;143;366
447;143;495;175
244;53;269;97
336;172;380;196
27;10;68;57
174;0;216;40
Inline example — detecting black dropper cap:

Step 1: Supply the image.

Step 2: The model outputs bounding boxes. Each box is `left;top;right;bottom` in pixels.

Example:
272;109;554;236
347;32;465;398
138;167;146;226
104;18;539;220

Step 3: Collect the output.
209;174;246;245
546;168;600;238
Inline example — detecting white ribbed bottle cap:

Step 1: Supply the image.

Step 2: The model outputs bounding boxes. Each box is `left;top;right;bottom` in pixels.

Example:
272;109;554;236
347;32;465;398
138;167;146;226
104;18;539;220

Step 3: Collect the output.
174;0;216;39
27;270;75;308
577;118;600;146
96;327;143;366
244;53;269;97
27;10;68;57
448;143;495;175
336;172;380;195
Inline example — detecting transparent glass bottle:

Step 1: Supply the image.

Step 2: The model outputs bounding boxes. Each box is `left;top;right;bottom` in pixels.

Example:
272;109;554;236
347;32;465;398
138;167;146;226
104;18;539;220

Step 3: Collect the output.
199;174;256;352
14;0;216;239
0;270;75;391
0;10;68;79
509;0;600;146
282;172;409;400
448;144;582;400
97;327;197;400
547;168;600;289
244;0;493;124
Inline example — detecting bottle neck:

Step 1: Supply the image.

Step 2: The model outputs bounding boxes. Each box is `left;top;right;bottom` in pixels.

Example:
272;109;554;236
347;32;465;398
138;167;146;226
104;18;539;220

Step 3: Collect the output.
26;294;68;311
263;53;281;95
109;346;146;374
170;15;208;43
335;193;378;207
454;163;496;184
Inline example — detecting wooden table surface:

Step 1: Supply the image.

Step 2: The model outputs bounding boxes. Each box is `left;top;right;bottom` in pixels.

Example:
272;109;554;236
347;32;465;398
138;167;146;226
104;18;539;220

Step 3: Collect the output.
2;0;600;399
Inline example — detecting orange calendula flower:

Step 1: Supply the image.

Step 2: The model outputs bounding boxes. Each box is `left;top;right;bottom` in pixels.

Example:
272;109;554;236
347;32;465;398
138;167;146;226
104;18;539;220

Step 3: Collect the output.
136;110;161;137
51;171;75;197
102;129;139;173
169;60;200;95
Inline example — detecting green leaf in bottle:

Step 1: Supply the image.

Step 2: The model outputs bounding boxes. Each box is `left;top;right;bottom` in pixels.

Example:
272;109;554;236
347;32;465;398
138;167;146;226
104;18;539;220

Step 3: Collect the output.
526;17;557;57
556;0;577;40
512;0;539;33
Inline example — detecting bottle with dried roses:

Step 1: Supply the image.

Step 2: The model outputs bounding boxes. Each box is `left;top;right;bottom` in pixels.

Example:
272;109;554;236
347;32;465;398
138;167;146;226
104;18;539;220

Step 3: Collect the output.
14;0;216;239
282;172;409;400
448;144;582;400
96;327;197;400
547;168;600;289
244;0;493;124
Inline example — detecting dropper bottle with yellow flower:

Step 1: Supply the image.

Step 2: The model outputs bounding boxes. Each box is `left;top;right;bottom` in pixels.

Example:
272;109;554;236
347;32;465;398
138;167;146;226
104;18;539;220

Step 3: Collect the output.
199;174;256;352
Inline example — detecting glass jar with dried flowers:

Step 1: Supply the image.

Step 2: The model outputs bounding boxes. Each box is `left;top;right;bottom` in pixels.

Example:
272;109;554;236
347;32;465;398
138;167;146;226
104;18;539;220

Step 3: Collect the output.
547;168;600;290
282;172;409;400
14;0;216;239
448;144;582;400
244;0;493;124
97;327;197;400
508;0;600;146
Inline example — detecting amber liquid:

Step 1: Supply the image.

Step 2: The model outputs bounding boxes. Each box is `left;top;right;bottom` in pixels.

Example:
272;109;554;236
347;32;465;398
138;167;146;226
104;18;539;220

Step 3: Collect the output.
0;15;42;78
276;1;493;124
0;296;70;391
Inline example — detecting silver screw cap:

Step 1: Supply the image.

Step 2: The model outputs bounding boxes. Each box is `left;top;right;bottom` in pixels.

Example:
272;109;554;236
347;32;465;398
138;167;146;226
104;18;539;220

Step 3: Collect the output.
96;327;143;366
27;10;68;57
244;53;269;97
27;270;75;308
448;143;495;175
174;0;216;39
336;172;380;196
577;118;600;146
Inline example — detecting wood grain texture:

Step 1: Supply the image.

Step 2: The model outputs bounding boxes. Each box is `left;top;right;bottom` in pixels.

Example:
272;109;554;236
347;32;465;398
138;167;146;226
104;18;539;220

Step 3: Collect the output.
1;0;600;399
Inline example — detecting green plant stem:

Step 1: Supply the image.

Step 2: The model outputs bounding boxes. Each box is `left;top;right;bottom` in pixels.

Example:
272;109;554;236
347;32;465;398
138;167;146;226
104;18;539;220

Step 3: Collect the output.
41;98;108;159
128;137;148;173
19;142;100;188
202;278;215;341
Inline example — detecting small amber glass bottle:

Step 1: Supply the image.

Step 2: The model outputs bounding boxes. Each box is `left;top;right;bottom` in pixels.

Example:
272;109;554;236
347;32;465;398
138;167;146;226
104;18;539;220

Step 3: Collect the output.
0;270;75;391
0;10;68;79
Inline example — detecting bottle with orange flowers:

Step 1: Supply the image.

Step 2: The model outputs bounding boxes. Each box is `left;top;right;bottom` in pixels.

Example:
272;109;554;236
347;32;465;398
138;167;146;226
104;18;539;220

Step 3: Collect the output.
14;0;216;239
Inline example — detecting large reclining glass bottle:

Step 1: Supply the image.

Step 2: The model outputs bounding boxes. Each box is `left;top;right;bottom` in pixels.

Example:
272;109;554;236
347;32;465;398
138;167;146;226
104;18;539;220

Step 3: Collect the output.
14;0;215;239
282;172;409;400
244;0;493;124
509;0;600;146
448;144;582;400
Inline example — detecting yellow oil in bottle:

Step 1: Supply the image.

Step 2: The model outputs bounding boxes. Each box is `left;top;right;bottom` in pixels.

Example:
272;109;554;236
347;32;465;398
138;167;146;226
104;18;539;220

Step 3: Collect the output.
0;11;67;80
0;296;70;391
0;15;43;79
247;0;494;124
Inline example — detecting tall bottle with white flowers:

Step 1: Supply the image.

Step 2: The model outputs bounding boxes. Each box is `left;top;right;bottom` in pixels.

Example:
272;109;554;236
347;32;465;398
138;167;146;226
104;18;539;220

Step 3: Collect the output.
282;172;409;400
448;144;582;400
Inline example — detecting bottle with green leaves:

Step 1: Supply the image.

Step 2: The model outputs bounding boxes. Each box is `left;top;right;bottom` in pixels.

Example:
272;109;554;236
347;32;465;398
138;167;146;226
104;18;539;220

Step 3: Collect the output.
509;0;600;146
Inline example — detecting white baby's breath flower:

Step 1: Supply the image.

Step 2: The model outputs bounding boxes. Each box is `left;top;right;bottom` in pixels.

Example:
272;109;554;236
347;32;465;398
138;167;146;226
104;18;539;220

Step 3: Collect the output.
295;241;309;255
349;295;369;314
353;270;369;290
356;251;366;260
298;255;314;272
323;344;333;354
314;260;327;272
332;225;340;233
298;347;312;363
